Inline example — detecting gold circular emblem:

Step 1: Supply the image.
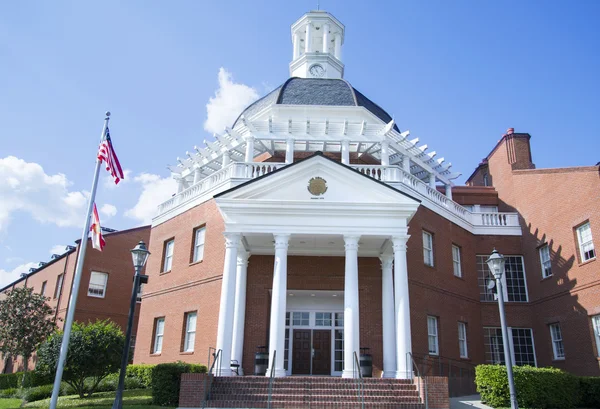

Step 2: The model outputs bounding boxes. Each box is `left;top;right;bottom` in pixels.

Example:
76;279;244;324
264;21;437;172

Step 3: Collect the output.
307;177;328;196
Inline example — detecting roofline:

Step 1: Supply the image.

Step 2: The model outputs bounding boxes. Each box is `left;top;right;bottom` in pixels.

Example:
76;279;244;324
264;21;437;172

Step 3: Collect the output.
74;224;151;244
0;247;77;293
465;133;531;183
214;151;422;203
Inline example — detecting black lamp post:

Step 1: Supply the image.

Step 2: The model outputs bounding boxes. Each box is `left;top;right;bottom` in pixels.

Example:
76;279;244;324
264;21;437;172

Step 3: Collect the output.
486;249;518;409
112;241;150;409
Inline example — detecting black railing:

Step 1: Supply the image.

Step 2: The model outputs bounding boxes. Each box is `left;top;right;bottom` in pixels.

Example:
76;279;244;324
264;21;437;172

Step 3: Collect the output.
267;350;276;409
201;348;222;409
353;351;365;409
412;352;477;397
407;352;428;409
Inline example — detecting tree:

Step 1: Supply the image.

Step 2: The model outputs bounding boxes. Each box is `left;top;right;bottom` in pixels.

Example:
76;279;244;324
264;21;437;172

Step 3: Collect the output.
0;286;56;385
37;320;124;397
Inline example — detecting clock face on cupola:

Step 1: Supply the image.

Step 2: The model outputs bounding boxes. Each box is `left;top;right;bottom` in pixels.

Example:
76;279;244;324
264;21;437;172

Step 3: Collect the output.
289;10;345;79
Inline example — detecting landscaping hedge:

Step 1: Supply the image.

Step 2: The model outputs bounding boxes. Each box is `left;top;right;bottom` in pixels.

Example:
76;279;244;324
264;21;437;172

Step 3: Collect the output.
0;371;51;390
578;376;600;408
151;362;207;406
126;364;155;388
476;365;580;409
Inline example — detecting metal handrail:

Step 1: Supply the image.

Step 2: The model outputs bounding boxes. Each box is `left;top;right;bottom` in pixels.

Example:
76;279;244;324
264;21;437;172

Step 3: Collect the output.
407;352;428;409
267;350;276;409
201;348;222;409
353;351;365;409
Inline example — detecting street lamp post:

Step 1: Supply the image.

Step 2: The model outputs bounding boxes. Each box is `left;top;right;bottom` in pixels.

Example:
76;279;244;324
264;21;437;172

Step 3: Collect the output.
112;241;150;409
486;249;518;409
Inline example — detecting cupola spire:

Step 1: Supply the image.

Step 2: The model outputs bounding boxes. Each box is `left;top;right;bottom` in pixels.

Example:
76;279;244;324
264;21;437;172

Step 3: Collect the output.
289;10;345;79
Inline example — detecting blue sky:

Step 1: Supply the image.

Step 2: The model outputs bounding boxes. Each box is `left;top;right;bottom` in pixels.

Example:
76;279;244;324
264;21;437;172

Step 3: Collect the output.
1;0;599;287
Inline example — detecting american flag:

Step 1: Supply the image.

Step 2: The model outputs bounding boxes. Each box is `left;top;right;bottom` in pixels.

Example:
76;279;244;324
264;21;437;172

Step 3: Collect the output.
97;127;124;184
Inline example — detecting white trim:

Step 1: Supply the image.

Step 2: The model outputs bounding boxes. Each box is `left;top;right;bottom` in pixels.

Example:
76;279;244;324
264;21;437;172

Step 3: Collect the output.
88;271;108;298
539;244;552;278
458;322;468;358
153;317;165;354
163;240;174;272
549;323;565;360
193;227;206;263
184;312;197;352
427;316;439;355
452;245;462;277
577;222;596;262
423;231;434;267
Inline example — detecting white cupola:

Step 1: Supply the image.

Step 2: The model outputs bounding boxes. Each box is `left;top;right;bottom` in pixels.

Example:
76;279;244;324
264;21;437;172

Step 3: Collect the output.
289;10;345;79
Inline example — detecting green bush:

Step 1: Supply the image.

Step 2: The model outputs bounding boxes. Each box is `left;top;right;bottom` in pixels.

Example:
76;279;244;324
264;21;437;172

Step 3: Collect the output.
0;370;51;390
21;384;62;402
0;387;17;398
151;362;207;406
0;373;19;390
476;365;580;409
578;376;600;408
126;364;155;388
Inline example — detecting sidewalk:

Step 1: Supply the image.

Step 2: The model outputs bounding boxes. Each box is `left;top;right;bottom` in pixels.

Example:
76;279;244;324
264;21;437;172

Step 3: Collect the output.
450;394;494;409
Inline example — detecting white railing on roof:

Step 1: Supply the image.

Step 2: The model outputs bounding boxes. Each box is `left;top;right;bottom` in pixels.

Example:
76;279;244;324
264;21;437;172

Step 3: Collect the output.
156;162;519;231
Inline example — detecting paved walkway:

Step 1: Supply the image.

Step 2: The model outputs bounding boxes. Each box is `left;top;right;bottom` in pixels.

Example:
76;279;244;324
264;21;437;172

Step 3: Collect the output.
450;394;493;409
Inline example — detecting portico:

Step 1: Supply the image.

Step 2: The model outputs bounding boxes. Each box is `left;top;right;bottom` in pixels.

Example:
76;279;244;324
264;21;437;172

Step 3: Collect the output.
212;153;420;378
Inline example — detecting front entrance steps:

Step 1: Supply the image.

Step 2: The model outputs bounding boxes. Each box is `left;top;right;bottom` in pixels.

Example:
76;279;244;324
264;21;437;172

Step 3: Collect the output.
202;376;425;408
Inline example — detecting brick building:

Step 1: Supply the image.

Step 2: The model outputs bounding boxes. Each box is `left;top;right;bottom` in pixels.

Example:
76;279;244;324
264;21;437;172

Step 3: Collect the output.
0;225;150;373
133;9;599;387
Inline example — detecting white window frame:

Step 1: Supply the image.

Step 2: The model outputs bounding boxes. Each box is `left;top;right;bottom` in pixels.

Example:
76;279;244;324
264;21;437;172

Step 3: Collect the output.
153;317;165;354
87;271;108;298
539;245;552;278
452;245;462;277
54;274;64;299
423;231;434;267
458;322;468;358
592;315;600;357
183;312;197;352
577;222;596;262
427;316;439;355
192;227;206;263
163;239;174;272
549;323;565;360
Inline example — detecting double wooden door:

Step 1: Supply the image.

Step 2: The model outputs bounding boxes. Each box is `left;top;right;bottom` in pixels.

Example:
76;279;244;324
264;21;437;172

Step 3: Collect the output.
292;329;331;375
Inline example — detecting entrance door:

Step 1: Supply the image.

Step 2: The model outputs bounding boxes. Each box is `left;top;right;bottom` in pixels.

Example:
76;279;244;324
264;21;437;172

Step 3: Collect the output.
312;330;331;375
292;329;311;374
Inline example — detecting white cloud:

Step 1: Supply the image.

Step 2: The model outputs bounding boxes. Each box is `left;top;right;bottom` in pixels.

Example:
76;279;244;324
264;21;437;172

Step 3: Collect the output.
0;262;37;289
100;204;117;219
0;156;89;234
204;68;259;134
125;173;177;225
49;245;67;255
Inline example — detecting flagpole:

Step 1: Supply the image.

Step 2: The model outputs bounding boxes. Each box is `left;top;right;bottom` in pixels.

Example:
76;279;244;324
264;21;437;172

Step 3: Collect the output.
49;112;111;409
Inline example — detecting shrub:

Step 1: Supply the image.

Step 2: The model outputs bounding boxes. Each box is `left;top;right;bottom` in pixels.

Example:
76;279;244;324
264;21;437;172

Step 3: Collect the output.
126;364;155;388
476;364;579;409
578;376;600;408
0;373;19;390
0;387;17;398
0;371;50;390
151;362;207;406
21;384;59;402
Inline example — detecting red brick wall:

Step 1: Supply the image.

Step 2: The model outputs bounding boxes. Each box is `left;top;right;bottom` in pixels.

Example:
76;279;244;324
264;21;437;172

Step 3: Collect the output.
417;376;449;409
178;373;208;407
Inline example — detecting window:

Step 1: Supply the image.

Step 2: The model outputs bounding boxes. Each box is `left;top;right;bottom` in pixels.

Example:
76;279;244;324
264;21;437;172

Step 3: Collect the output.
153;317;165;354
40;281;47;296
334;329;344;372
88;272;108;298
483;173;489;186
163;239;174;272
577;223;595;262
54;274;64;299
452;245;462;277
458;322;468;358
592;315;600;357
484;327;536;366
335;312;344;327
315;312;332;326
192;227;206;263
477;255;528;302
549;323;564;360
423;231;434;267
292;312;309;326
183;312;197;352
539;245;552;278
427;316;439;355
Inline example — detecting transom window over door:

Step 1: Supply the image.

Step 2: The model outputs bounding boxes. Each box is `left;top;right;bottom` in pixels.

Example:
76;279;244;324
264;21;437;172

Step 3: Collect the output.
577;222;595;262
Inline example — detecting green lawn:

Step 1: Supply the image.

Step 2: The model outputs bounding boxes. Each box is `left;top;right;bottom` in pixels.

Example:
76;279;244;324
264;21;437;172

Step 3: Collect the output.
0;399;22;409
0;389;163;409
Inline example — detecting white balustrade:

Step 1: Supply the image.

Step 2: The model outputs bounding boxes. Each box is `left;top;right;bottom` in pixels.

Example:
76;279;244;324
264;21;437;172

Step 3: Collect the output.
156;162;520;231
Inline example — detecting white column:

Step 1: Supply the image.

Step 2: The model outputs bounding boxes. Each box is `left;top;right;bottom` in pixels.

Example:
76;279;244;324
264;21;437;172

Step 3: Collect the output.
429;173;436;189
285;138;294;164
214;232;240;376
322;23;330;53
222;151;231;167
341;139;350;165
380;140;390;166
244;135;255;163
293;32;300;59
193;167;202;185
266;234;290;377
445;184;453;199
342;235;360;378
392;236;412;379
231;250;250;375
402;155;411;173
334;33;342;60
305;21;312;53
380;254;397;378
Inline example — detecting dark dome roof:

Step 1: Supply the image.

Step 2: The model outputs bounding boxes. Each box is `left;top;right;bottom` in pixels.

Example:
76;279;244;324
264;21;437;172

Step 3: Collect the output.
233;78;399;131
